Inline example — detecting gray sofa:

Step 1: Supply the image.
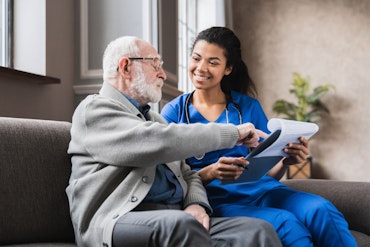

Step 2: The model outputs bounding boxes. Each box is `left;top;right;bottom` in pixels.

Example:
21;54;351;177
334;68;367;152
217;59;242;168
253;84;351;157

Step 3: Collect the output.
0;116;369;246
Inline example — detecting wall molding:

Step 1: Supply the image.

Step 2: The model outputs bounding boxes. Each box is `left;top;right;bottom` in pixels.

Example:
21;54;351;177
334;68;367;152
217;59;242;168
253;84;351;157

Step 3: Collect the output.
73;82;181;97
73;83;101;95
79;0;102;79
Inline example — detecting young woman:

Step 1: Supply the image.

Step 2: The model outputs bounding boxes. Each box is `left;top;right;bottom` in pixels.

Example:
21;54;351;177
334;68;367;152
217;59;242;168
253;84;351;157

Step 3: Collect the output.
161;27;357;247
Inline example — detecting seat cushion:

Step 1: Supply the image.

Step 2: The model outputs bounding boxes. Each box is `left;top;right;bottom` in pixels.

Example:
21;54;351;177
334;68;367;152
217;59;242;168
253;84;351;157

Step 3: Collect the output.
351;230;370;247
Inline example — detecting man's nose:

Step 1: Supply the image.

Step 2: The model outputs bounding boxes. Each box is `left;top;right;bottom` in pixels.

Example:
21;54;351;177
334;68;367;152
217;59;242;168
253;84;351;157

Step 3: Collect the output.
158;67;167;80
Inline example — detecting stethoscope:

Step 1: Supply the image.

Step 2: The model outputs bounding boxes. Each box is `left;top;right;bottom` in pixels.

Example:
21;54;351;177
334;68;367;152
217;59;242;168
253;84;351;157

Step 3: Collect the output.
184;91;243;160
184;91;243;125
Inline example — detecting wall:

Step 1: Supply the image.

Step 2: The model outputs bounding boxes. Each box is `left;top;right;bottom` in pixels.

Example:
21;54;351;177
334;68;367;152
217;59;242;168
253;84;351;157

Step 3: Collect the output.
0;0;75;121
232;0;370;181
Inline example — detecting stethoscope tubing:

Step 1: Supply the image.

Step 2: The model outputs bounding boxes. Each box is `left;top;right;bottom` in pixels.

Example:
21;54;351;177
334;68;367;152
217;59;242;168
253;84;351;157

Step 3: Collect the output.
185;91;242;125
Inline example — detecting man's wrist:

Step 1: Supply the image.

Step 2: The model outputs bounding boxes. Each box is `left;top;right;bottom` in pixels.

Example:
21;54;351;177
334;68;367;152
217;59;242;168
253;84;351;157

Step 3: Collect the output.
185;202;212;215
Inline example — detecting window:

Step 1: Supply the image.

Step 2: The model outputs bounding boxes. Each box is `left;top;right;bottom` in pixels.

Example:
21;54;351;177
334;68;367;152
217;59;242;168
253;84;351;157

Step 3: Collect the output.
0;0;12;67
177;0;230;93
0;0;59;84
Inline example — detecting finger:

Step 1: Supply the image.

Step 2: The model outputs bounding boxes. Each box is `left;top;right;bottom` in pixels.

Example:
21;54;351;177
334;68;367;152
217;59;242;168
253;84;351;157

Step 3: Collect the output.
248;129;268;144
231;157;248;168
299;136;309;147
219;157;248;168
218;156;244;164
283;149;306;165
286;142;309;155
256;129;269;139
222;164;246;171
217;167;244;180
248;141;260;148
202;215;210;231
284;146;305;156
241;135;260;146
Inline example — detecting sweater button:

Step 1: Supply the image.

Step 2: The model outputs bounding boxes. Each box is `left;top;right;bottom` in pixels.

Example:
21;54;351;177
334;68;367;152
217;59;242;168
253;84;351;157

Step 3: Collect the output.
142;176;148;183
131;196;138;202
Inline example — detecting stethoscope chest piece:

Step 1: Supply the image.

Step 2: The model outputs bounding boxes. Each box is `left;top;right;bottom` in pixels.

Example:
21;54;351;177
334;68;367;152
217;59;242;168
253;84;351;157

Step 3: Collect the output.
194;153;205;160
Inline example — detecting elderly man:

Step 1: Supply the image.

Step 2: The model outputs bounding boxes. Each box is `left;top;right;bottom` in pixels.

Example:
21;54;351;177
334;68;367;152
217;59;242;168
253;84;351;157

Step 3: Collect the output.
66;36;281;247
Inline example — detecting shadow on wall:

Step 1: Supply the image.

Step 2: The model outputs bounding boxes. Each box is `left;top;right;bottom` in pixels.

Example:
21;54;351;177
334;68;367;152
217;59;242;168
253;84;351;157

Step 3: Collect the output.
312;161;330;179
311;93;352;179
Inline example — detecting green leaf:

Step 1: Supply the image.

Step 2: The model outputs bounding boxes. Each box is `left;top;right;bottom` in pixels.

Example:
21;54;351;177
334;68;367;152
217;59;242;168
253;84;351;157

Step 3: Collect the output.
272;73;335;124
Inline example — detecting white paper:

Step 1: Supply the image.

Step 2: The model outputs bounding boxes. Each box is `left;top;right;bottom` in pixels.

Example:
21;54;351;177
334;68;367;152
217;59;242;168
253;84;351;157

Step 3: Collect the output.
253;118;319;158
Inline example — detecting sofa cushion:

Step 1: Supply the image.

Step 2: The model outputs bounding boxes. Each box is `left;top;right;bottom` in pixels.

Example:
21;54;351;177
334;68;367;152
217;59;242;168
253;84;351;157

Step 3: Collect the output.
1;244;76;247
0;117;75;245
283;179;370;247
351;230;370;247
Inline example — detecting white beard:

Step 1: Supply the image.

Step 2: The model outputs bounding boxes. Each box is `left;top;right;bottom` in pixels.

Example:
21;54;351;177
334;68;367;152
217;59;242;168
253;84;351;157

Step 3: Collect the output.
130;64;163;104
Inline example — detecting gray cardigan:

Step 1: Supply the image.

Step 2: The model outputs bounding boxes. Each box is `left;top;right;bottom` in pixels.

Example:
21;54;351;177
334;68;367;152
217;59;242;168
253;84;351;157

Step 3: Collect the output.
66;82;240;247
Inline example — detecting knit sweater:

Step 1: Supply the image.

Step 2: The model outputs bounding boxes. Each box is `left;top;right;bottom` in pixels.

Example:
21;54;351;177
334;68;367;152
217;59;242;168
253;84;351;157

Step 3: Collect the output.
66;82;240;247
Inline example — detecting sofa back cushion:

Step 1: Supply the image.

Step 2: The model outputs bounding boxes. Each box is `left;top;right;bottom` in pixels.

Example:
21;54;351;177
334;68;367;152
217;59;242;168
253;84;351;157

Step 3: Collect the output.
0;117;75;245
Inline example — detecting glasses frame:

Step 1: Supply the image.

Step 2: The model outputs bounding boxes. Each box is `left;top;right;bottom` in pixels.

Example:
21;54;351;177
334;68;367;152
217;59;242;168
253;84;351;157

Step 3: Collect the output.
128;57;163;71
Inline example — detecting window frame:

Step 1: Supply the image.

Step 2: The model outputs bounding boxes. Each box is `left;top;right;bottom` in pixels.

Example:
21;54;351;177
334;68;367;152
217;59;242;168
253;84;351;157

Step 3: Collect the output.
0;0;59;84
1;0;13;68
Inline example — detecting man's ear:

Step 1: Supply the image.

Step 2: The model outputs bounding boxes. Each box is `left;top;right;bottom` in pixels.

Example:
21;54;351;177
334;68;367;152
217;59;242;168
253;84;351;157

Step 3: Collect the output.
118;57;131;77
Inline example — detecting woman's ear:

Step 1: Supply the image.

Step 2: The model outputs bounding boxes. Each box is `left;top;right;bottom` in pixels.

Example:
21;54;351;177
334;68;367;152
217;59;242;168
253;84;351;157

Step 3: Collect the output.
225;66;233;76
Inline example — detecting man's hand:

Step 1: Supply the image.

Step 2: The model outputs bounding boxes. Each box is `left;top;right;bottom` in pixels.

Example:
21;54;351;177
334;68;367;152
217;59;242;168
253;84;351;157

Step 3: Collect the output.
236;123;268;147
184;204;210;231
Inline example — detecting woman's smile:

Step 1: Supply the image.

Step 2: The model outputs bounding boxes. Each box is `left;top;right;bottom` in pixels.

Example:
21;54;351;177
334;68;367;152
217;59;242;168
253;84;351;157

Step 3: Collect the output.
193;73;210;82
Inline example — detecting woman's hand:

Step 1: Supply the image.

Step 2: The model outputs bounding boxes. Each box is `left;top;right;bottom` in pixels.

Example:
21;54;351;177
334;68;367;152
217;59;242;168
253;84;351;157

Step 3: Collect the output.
282;136;310;166
268;136;310;180
198;157;248;185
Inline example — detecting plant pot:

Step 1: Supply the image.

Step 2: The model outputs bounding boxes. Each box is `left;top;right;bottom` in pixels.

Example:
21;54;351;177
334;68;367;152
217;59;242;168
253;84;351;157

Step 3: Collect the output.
287;156;313;179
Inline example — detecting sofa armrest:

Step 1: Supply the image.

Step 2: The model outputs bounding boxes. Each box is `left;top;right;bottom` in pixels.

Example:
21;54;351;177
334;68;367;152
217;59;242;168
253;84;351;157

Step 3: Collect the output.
282;179;370;235
0;117;75;245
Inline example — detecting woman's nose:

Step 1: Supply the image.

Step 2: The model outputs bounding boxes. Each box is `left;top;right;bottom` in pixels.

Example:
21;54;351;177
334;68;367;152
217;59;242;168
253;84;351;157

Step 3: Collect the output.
196;60;208;72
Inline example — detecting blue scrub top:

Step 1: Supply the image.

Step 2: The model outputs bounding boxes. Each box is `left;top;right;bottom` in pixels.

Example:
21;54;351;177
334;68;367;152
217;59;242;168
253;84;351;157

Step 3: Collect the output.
161;91;285;207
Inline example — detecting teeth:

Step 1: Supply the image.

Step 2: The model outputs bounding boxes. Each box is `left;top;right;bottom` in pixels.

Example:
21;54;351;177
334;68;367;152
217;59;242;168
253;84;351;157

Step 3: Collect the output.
194;74;209;81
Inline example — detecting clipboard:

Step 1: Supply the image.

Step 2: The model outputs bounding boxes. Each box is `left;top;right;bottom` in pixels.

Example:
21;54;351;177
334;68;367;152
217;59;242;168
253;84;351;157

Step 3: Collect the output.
222;118;319;184
222;130;283;184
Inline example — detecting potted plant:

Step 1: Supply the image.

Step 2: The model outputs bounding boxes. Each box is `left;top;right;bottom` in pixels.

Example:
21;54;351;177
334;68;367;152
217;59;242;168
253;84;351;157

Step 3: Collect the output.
272;72;334;178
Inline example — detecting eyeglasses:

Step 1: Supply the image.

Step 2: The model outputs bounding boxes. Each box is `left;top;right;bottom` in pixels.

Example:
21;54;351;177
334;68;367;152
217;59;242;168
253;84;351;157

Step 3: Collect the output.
128;57;164;71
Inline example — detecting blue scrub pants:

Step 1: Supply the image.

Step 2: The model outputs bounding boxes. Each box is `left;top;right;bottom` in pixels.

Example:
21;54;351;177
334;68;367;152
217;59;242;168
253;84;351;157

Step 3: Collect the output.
212;187;358;247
